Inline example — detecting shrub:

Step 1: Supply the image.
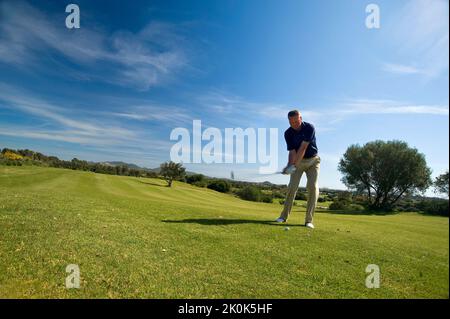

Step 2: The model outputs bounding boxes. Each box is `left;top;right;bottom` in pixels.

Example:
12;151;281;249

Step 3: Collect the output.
207;180;231;193
192;180;207;188
349;204;365;211
337;191;352;204
2;150;23;161
272;191;285;199
186;174;205;184
261;194;273;203
237;186;261;202
417;199;449;216
0;158;23;166
394;199;419;212
329;201;349;210
295;192;307;201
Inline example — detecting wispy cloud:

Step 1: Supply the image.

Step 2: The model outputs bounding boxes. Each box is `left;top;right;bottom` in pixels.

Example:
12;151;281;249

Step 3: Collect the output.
0;126;127;146
107;105;194;126
339;99;449;116
196;90;324;128
0;84;136;141
0;83;180;164
304;98;449;130
383;0;449;78
0;0;188;90
195;92;448;135
382;63;423;75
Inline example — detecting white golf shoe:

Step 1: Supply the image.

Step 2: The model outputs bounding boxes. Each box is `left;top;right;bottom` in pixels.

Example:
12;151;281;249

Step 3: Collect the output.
305;222;315;229
275;217;286;223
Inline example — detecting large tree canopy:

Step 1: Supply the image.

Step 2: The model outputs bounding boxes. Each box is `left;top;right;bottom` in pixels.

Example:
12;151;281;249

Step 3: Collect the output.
338;140;432;210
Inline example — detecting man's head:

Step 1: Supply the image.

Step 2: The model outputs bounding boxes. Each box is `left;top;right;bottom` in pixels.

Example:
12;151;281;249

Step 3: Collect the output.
288;110;302;130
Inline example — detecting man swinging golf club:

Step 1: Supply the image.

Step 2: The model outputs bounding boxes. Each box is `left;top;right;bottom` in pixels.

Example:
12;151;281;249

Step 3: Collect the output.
275;109;320;229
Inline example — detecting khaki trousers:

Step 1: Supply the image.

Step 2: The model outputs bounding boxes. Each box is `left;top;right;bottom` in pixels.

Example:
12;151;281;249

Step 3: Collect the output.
280;155;320;223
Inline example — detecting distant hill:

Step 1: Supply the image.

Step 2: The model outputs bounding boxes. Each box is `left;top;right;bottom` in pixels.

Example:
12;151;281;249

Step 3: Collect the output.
101;161;143;170
100;161;199;176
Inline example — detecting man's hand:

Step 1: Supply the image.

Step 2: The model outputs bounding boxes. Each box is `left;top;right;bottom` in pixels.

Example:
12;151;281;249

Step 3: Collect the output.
294;141;310;167
287;141;310;168
282;164;297;175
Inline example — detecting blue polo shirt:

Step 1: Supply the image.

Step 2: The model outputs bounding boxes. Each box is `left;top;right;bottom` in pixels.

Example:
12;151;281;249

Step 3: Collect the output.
284;122;318;158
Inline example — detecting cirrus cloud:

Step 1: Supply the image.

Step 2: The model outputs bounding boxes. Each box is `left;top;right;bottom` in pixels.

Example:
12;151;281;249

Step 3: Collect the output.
0;0;189;90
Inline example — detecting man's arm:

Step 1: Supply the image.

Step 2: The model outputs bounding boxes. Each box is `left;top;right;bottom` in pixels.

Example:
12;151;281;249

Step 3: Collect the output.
288;141;310;167
287;149;297;165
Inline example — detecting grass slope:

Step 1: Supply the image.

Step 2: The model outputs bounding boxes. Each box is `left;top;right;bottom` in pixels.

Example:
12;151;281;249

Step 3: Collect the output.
0;166;448;298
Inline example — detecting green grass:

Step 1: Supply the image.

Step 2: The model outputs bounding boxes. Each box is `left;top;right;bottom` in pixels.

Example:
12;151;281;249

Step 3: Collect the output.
0;166;448;298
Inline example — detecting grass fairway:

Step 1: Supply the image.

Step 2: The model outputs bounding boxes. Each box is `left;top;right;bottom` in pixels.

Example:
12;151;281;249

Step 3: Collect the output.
0;166;448;298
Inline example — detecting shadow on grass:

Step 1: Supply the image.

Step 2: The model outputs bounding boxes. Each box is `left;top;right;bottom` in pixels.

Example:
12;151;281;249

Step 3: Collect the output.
318;209;398;216
162;218;306;227
137;180;167;187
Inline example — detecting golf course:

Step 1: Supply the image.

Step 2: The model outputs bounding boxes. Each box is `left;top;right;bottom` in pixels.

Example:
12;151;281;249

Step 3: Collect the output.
0;166;448;298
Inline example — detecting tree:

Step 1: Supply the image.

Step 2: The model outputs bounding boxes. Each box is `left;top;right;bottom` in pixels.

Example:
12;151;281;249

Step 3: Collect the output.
160;161;186;187
434;171;449;197
338;140;432;210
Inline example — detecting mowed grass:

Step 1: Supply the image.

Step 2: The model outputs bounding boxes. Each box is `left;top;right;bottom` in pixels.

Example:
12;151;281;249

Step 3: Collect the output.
0;166;448;299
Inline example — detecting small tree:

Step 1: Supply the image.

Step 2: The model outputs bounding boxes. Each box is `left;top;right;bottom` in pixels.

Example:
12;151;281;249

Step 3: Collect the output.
338;140;432;210
434;171;449;197
160;161;186;187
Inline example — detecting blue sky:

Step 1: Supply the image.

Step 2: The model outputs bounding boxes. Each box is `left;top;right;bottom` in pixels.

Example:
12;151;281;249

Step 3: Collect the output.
0;0;448;194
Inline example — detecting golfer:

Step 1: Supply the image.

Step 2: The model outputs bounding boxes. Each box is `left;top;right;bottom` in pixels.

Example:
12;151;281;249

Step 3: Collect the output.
275;110;320;229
